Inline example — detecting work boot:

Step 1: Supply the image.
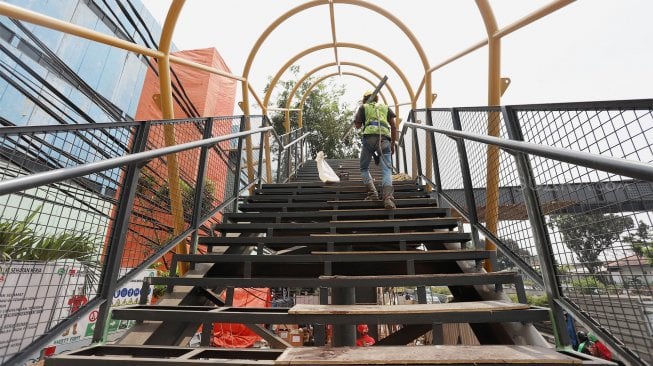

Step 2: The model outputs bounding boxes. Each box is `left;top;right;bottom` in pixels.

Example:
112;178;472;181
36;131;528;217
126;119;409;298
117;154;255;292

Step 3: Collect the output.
382;185;396;209
364;182;379;201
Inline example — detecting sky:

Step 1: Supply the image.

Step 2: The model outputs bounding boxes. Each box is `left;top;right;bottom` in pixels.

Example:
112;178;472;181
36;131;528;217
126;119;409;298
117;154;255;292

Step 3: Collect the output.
140;0;652;118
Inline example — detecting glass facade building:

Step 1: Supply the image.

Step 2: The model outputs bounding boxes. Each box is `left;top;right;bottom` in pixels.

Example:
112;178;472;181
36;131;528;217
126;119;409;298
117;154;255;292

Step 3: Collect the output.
0;0;164;127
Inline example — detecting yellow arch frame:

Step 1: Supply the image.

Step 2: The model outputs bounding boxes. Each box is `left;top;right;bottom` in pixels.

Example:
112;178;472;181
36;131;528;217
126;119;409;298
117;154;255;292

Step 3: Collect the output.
263;42;415;126
0;0;576;274
284;61;400;130
295;71;390;125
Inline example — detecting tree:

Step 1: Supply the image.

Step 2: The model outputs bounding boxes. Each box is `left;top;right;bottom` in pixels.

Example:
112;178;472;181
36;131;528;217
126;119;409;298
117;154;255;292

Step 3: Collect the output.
623;220;653;264
549;213;634;275
496;238;534;271
266;65;359;159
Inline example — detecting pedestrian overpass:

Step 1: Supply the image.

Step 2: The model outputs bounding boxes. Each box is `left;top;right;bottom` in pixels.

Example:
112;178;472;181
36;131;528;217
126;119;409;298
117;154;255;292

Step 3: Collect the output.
0;1;652;365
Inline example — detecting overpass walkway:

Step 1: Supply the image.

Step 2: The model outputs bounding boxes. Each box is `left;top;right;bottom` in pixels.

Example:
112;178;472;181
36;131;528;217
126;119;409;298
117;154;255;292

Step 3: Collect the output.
45;160;606;365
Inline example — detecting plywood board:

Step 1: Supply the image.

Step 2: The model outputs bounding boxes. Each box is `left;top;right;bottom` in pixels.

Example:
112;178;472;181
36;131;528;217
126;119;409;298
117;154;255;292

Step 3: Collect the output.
275;345;581;364
288;301;529;315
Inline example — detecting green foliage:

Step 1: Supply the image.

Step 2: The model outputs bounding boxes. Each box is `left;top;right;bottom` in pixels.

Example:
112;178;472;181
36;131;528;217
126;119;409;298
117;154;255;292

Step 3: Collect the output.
266;65;359;159
569;276;606;294
156;178;217;221
623;220;653;264
508;293;548;307
0;207;100;293
149;262;169;298
496;238;534;271
549;213;633;275
430;286;452;295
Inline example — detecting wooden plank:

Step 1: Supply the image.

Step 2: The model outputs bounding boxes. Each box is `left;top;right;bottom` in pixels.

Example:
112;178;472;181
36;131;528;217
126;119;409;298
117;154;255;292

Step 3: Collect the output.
275;345;581;365
288;301;529;315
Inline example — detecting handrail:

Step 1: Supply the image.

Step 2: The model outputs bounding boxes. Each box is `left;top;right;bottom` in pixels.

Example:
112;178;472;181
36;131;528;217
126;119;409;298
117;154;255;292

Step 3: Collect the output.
0;126;273;196
402;121;653;182
262;116;284;146
282;131;313;150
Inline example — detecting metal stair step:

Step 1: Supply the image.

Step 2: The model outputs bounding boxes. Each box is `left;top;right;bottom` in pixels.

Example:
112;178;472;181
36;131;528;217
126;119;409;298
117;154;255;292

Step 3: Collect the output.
238;198;438;212
245;190;428;202
223;207;450;223
147;272;523;292
254;184;422;195
169;250;494;278
259;179;418;190
45;345;281;366
198;231;471;247
213;217;460;234
111;301;549;325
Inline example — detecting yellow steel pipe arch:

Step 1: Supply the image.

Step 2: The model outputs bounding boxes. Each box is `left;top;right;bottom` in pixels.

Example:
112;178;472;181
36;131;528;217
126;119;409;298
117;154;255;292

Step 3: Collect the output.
240;1;431;180
241;0;430;104
284;61;400;130
297;72;388;125
157;0;190;274
263;42;415;131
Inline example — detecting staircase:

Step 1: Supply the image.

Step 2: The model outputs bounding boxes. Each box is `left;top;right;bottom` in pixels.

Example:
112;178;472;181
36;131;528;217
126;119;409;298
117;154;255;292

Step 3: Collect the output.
46;159;609;365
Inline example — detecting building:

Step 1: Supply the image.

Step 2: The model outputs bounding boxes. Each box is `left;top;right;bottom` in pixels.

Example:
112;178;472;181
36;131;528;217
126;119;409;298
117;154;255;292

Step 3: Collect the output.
0;0;163;126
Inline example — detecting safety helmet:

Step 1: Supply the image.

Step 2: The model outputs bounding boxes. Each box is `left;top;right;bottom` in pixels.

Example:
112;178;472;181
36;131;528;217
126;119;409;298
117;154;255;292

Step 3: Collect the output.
577;331;588;342
363;90;373;99
357;324;368;334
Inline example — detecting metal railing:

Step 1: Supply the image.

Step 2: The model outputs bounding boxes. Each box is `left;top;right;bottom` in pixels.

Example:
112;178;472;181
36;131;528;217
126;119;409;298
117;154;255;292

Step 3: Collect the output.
399;99;653;365
264;117;313;184
0;115;315;365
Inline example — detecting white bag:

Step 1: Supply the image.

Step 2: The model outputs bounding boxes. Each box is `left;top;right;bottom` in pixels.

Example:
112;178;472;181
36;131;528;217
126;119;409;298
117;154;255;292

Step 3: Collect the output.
316;151;340;183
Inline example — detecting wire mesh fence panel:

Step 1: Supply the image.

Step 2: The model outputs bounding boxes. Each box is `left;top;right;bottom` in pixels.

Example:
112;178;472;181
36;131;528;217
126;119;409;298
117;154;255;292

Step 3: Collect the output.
121;119;206;273
428;110;466;213
0;123;136;363
457;108;541;276
207;116;243;218
516;103;653;363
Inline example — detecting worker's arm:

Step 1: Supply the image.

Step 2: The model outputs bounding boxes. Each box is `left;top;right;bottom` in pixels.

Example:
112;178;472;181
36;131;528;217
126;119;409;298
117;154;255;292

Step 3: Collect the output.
389;116;397;154
354;106;365;129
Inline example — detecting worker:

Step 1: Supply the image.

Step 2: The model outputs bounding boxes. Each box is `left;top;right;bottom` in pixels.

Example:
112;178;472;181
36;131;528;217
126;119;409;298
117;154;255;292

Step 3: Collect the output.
356;324;376;346
354;90;397;209
587;333;612;361
576;331;591;354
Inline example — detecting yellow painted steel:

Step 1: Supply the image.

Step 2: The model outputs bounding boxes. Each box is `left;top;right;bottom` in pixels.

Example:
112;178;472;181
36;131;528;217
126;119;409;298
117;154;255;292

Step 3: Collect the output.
298;72;389;120
415;40;488;103
475;0;504;272
157;0;188;275
0;2;163;58
284;62;400;130
262;42;415;134
328;0;340;73
4;0;576;280
0;3;245;83
242;0;430;179
414;0;575;102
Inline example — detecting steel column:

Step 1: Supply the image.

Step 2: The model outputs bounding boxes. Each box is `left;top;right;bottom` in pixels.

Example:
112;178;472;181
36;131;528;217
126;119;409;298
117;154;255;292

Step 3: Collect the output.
232;116;246;213
426;109;443;205
189;118;213;255
450;108;482;249
412;125;423;179
257;129;266;189
331;287;356;346
92;122;150;343
501;106;608;357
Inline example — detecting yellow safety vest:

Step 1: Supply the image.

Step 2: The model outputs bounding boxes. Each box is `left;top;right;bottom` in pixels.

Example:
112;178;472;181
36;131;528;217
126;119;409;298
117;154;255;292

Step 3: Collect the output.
362;102;391;137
